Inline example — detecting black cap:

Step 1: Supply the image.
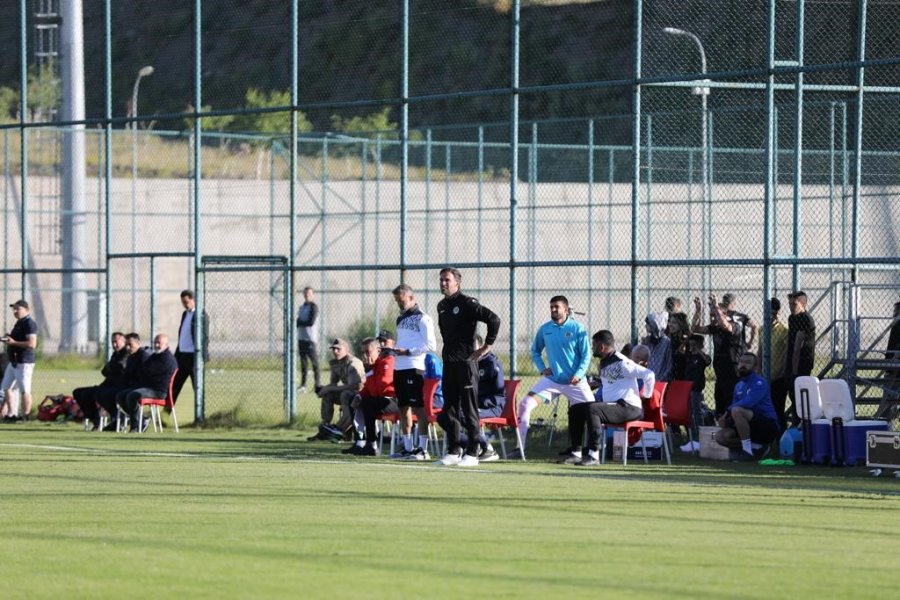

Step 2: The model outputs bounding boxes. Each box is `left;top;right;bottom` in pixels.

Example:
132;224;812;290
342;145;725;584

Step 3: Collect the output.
9;299;28;310
376;330;394;341
787;290;808;299
328;338;348;350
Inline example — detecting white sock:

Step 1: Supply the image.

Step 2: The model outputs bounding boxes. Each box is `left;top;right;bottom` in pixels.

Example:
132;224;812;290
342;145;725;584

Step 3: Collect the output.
588;449;599;460
403;434;413;452
355;440;365;448
751;442;764;450
353;409;365;434
418;435;428;451
517;396;538;451
741;439;753;455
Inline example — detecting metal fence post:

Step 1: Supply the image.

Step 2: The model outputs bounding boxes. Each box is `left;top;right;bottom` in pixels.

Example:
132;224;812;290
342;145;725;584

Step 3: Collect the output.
287;0;299;420
192;0;205;423
103;0;112;359
761;0;777;379
851;0;868;284
19;0;28;297
508;0;521;377
645;113;653;313
629;0;643;345
477;125;484;294
149;256;156;340
3;129;9;302
444;143;451;263
791;0;806;292
587;119;594;334
400;0;409;285
269;140;277;355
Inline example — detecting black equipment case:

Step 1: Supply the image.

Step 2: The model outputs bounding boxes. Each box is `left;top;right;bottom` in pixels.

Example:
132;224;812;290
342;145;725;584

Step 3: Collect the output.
866;430;900;469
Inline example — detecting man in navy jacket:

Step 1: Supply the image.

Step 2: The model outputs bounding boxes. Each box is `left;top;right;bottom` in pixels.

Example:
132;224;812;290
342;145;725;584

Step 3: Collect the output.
117;333;178;433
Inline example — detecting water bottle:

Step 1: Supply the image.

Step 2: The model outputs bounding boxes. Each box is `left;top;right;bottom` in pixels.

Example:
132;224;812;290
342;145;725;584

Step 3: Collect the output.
779;428;794;458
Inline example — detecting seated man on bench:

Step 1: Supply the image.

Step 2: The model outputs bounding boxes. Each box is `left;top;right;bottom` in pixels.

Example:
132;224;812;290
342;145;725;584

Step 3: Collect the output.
344;337;396;456
715;352;781;461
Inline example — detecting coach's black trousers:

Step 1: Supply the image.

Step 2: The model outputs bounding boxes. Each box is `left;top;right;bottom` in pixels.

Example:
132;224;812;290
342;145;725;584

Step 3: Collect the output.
441;361;480;457
172;351;196;405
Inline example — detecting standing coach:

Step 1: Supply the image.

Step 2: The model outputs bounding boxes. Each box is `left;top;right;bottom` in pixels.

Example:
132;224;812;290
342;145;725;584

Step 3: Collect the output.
434;267;501;467
172;289;209;408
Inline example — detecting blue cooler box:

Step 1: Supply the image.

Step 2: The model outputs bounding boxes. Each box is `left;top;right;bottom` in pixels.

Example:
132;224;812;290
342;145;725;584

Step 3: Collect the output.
810;419;833;464
840;420;889;466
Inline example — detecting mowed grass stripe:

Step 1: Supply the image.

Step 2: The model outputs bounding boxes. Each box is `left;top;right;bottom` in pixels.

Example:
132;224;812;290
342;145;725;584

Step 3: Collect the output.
1;428;899;599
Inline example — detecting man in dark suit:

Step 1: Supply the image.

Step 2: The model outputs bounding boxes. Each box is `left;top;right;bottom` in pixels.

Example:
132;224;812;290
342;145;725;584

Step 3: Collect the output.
73;331;129;430
96;332;150;431
172;289;209;407
117;333;178;433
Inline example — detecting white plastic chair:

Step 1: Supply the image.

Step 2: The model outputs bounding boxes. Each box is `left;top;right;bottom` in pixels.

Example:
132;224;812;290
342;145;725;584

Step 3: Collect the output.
819;378;855;423
794;375;824;420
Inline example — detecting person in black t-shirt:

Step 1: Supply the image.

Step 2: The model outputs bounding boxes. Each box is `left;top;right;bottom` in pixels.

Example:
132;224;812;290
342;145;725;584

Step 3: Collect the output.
434;267;501;467
1;300;39;420
692;294;744;417
665;296;691;379
681;334;712;451
785;291;816;424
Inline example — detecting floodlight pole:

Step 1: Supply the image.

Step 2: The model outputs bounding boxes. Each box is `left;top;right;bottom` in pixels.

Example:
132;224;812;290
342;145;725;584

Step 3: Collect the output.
662;27;710;290
130;65;153;333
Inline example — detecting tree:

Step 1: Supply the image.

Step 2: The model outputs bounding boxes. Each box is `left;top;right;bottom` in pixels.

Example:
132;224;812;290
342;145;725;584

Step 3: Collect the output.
27;64;60;122
0;86;17;123
234;88;312;136
184;104;237;148
330;106;395;135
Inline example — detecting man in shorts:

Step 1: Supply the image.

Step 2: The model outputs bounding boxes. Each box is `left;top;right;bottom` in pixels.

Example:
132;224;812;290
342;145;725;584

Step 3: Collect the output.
390;284;437;461
509;295;593;460
1;300;38;421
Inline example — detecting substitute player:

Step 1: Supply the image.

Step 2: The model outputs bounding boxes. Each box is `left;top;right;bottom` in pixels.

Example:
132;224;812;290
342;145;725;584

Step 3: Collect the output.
509;295;594;460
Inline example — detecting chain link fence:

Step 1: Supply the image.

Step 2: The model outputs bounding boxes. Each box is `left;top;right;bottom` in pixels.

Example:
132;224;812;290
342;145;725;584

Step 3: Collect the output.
1;1;898;428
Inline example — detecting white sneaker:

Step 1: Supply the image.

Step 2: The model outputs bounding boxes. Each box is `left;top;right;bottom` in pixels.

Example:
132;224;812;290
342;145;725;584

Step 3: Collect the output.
458;454;479;468
435;452;462;466
679;440;701;453
403;447;430;461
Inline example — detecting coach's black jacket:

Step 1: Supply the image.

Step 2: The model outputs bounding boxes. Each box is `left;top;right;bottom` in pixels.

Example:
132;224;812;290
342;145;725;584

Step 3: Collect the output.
437;292;500;364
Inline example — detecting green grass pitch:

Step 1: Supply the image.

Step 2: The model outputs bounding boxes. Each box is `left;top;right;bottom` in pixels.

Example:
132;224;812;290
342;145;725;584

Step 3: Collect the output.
2;421;899;599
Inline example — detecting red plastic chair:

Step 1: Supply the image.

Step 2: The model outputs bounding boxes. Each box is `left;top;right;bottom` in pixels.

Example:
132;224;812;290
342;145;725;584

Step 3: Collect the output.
418;378;442;455
479;379;523;461
662;380;695;454
139;369;180;433
600;381;672;466
378;378;441;456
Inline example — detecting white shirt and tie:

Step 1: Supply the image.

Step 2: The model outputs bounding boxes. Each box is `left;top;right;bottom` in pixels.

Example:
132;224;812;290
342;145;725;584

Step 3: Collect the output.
178;310;195;354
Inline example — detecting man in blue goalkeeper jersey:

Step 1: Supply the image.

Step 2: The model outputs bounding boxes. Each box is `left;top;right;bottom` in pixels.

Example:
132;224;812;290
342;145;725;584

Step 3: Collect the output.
508;295;594;460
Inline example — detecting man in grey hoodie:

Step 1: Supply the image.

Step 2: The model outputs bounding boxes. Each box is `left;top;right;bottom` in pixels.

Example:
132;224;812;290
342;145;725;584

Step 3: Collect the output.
642;311;673;382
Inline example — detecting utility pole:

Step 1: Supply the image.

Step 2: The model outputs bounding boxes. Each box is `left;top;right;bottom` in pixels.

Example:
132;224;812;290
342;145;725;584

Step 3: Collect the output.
59;0;88;352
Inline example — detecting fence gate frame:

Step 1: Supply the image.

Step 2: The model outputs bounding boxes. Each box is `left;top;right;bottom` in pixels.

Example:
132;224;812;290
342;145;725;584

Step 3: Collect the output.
199;255;292;423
